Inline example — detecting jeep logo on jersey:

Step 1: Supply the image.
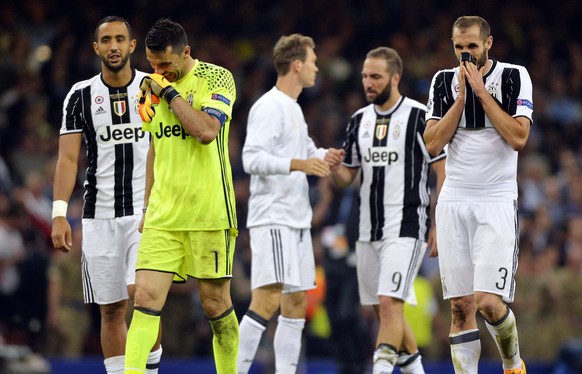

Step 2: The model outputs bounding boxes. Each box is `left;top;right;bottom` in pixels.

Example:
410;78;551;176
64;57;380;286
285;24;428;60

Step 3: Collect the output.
154;123;190;140
364;146;398;166
98;123;147;144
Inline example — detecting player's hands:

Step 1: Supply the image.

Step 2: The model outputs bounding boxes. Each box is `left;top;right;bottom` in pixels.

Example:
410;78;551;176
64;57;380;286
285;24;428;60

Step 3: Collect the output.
140;73;181;103
324;148;345;169
291;158;330;177
51;217;72;253
461;61;487;98
138;87;159;122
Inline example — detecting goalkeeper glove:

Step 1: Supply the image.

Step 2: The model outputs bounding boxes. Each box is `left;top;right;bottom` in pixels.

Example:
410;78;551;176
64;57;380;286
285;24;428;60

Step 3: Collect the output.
137;87;159;123
140;73;181;103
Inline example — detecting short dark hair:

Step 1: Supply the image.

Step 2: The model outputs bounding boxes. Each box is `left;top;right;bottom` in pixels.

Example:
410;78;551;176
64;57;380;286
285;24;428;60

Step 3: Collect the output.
145;18;188;53
272;34;315;76
452;16;491;42
366;47;403;76
94;16;132;41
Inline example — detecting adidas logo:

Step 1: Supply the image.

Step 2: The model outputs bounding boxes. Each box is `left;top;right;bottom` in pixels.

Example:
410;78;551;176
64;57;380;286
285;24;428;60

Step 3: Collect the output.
95;106;106;115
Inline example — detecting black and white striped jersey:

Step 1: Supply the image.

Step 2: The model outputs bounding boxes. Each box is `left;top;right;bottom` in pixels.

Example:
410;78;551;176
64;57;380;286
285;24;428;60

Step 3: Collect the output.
342;96;445;242
60;69;149;219
426;59;533;186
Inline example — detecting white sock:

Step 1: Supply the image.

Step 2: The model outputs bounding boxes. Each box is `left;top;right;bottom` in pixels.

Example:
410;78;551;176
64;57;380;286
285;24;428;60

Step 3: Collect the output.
397;351;425;374
485;308;522;370
450;329;481;374
146;345;163;374
373;344;398;374
237;313;267;374
104;355;124;374
274;315;305;374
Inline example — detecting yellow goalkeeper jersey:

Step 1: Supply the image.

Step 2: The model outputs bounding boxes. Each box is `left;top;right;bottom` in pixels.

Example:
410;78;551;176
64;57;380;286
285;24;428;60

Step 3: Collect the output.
143;59;237;231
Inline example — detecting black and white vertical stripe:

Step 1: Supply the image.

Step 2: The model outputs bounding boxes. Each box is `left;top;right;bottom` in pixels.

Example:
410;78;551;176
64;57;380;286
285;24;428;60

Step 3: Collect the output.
427;59;527;129
509;199;519;300
402;239;424;299
60;70;149;219
269;229;285;284
81;252;95;304
342;97;445;242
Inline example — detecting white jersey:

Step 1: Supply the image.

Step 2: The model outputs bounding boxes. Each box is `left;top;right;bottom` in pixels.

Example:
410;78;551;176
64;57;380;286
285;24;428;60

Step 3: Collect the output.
343;97;445;242
60;69;149;219
243;87;326;229
426;59;533;188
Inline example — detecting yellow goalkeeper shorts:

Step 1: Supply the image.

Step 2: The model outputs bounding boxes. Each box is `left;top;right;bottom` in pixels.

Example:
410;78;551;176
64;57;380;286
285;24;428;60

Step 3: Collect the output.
137;228;237;282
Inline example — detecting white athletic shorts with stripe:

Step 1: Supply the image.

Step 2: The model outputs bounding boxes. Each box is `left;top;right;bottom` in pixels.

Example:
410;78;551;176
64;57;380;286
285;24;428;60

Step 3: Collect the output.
81;215;141;305
249;225;316;293
436;182;519;303
356;237;425;306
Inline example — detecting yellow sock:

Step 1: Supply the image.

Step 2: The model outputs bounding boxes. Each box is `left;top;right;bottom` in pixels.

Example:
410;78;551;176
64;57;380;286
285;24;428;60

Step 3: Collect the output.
125;308;161;374
209;306;239;374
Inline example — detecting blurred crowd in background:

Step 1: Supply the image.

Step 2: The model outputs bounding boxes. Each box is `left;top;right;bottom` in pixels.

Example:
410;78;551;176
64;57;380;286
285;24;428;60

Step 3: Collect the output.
0;0;581;369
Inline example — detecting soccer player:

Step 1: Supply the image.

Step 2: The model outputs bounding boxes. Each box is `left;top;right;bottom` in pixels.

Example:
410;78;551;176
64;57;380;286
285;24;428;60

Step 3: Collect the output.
424;16;532;374
331;47;445;374
237;34;344;374
51;16;162;374
123;18;239;374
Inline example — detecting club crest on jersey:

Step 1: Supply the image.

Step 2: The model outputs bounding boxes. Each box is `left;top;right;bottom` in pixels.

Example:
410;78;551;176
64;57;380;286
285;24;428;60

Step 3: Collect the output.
488;84;498;99
375;125;388;140
392;124;401;139
113;101;126;116
187;94;194;106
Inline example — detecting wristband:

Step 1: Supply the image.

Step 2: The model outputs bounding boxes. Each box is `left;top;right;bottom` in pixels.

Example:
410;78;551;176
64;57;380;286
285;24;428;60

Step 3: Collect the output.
52;200;68;219
160;86;181;103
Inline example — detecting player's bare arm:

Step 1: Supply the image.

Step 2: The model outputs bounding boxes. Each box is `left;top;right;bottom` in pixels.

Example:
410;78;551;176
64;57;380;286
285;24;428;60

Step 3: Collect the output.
463;62;530;151
424;103;461;156
139;141;155;233
170;98;221;144
424;60;470;156
51;133;82;252
330;165;358;189
427;158;446;257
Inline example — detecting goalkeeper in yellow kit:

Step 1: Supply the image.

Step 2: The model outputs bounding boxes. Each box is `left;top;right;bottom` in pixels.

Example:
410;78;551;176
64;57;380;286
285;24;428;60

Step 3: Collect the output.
125;18;239;374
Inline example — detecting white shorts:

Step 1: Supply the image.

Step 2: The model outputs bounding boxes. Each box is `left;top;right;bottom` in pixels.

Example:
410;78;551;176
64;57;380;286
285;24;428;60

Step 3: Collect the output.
356;237;425;306
436;185;519;302
249;226;316;293
81;215;141;305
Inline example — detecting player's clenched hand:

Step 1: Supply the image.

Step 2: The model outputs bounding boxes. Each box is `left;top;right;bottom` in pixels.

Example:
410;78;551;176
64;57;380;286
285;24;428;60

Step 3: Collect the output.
324;148;345;169
138;87;158;122
51;217;72;253
140;73;181;103
293;158;330;177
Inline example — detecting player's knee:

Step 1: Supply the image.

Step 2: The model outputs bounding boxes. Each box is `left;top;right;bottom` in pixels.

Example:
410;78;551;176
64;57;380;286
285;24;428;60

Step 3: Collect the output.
99;300;128;322
450;296;476;329
201;295;232;318
475;292;505;322
378;296;404;318
280;291;308;317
